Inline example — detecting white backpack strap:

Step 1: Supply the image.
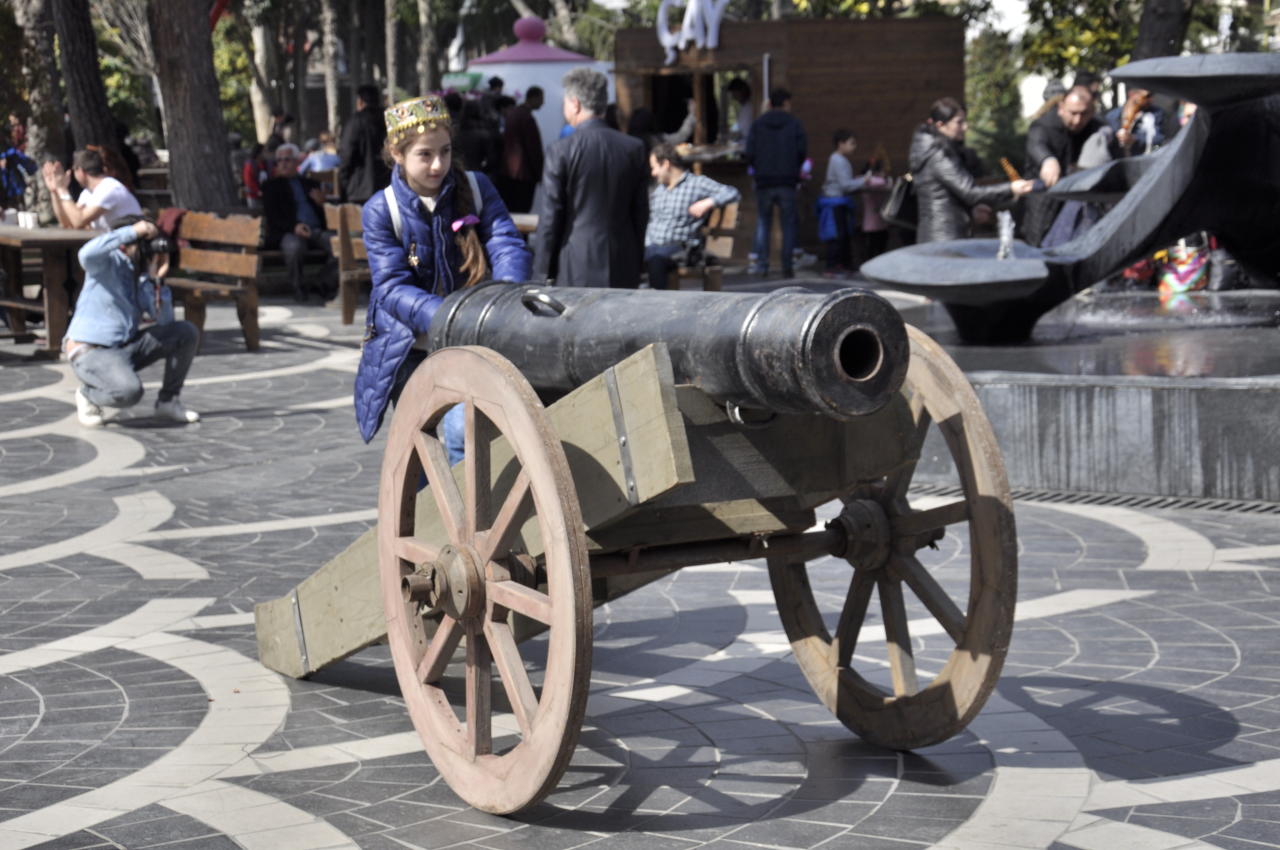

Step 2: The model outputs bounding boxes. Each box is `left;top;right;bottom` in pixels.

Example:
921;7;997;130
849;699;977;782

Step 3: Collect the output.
383;184;402;241
465;170;483;218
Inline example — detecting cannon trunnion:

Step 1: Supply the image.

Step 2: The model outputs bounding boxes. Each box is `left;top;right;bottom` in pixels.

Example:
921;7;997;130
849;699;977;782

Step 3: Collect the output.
255;286;1017;816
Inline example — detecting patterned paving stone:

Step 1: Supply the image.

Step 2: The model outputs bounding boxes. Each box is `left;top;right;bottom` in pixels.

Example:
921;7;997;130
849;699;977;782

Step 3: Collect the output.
1;301;1279;849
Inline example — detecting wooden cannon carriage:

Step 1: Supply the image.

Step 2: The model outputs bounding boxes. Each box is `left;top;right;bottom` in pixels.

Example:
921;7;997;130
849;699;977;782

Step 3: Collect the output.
255;284;1017;814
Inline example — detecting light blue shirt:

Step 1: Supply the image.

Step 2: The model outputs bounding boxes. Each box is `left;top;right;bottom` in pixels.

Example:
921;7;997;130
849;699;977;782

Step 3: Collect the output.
68;225;148;346
299;151;342;173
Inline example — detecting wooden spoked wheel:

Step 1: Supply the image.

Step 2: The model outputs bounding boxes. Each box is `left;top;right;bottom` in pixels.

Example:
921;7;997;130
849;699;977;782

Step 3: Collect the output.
769;325;1017;750
377;346;592;814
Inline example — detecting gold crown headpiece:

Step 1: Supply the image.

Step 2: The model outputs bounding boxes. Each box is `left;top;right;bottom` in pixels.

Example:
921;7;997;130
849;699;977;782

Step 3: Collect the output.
384;95;451;143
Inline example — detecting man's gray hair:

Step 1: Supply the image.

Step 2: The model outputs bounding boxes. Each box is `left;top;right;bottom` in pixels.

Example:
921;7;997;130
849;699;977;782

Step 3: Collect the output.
562;67;608;117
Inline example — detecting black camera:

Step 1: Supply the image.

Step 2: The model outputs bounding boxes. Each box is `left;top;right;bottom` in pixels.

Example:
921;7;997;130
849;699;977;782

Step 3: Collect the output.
139;235;174;258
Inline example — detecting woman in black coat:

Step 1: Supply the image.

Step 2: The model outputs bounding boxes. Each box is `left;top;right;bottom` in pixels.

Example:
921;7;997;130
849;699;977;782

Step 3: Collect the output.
909;97;1033;243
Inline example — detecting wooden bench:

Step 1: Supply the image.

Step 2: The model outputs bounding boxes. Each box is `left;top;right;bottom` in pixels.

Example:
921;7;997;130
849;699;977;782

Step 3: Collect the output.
165;211;263;351
310;167;341;201
675;202;738;292
325;202;369;325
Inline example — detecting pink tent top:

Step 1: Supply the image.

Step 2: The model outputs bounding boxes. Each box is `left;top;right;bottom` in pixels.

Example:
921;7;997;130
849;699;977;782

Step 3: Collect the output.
470;17;595;65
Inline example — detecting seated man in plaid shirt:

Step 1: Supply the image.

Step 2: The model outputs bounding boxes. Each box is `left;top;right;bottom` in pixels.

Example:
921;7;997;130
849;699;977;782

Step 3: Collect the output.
644;143;740;289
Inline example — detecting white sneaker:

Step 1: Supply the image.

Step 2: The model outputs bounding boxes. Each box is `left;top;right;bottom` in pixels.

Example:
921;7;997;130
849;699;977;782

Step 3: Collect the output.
155;397;200;423
75;387;103;428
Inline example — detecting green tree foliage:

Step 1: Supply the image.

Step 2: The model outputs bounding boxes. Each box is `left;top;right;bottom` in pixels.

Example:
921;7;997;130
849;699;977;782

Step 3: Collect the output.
212;14;255;140
1020;0;1139;78
92;16;156;138
791;0;992;21
965;27;1024;173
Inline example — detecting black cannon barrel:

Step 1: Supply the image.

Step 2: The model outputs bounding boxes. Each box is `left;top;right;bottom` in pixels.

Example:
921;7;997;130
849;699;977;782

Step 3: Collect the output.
427;284;909;420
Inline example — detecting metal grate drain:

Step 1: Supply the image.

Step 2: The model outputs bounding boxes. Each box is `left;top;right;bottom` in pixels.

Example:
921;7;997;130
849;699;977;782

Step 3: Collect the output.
908;483;1280;515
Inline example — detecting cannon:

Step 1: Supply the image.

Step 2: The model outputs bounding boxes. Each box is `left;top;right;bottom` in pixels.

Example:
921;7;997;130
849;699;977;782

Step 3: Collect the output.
255;284;1017;814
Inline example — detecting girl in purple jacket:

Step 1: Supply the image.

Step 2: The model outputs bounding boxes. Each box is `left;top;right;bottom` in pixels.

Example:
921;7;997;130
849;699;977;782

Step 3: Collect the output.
354;95;531;452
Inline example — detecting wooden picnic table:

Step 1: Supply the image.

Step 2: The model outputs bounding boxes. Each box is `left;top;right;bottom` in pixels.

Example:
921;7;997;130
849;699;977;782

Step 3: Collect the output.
0;224;94;356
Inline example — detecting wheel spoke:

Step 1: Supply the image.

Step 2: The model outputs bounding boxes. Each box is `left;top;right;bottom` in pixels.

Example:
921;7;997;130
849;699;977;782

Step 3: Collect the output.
895;554;967;645
832;570;876;669
478;469;533;563
414;431;465;546
485;619;539;737
885;394;932;501
464;405;495;540
465;623;493;757
488;580;553;624
878;576;919;697
394;536;439;568
416;614;463;684
891;499;969;537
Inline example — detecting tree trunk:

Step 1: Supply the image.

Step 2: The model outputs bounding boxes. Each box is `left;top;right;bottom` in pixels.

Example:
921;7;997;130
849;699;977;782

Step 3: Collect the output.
415;0;437;94
347;0;365;103
385;0;398;104
50;0;118;152
321;0;340;134
290;19;306;137
11;0;61;222
1132;0;1197;61
249;21;275;142
148;0;236;209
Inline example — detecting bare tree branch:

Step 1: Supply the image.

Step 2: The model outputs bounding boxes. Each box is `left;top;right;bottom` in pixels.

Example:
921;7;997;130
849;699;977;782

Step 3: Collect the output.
508;0;536;18
90;0;156;78
321;0;340;133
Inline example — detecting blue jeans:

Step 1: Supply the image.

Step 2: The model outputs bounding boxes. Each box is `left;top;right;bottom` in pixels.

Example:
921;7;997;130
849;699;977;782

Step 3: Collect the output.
753;185;797;273
71;321;199;408
644;243;683;290
391;349;465;464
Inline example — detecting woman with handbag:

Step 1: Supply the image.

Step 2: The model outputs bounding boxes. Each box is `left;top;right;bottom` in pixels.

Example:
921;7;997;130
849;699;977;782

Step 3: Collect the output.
910;97;1033;244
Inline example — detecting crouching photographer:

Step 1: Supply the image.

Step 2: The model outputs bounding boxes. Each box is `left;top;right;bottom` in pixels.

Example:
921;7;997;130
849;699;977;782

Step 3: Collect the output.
65;214;200;427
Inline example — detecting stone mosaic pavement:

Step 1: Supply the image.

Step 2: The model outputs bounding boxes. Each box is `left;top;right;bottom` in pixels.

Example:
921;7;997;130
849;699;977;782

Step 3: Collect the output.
1;298;1279;850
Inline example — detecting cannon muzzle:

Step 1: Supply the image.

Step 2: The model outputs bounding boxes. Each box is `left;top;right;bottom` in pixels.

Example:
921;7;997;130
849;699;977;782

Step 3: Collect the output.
427;284;908;420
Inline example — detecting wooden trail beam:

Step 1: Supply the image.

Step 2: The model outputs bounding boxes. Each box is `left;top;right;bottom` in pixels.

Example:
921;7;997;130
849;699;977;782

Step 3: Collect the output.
255;344;693;678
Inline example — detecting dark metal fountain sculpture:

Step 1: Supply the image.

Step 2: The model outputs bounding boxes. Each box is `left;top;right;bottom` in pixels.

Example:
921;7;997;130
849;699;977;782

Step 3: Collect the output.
861;54;1280;344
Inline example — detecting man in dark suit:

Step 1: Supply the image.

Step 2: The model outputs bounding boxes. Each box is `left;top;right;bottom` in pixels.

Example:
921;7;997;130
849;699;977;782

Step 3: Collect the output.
339;84;391;204
262;143;336;303
532;68;648;288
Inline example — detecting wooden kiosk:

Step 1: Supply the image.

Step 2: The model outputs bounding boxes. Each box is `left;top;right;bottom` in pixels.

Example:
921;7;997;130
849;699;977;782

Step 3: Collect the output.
613;17;965;257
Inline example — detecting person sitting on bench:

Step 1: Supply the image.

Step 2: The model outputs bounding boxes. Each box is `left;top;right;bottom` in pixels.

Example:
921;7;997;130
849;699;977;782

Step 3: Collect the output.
643;142;739;290
262;142;337;303
65;215;200;427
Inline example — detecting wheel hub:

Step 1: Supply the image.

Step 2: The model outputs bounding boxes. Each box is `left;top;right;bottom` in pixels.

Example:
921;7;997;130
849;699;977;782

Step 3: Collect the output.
433;543;486;620
403;544;487;620
830;498;893;570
